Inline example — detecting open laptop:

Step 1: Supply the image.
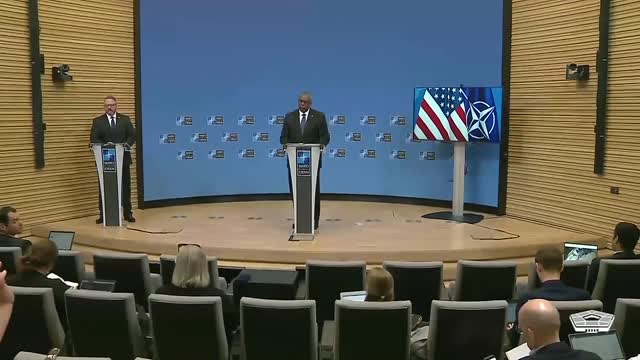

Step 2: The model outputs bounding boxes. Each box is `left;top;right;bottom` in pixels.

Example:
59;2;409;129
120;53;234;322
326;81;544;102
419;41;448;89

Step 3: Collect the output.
79;279;116;292
564;242;598;262
569;330;625;360
48;231;75;251
340;291;367;301
507;301;518;323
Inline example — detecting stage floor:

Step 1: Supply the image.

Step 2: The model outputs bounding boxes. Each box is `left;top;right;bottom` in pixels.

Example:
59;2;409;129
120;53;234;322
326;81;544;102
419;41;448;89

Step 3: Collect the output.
33;201;603;270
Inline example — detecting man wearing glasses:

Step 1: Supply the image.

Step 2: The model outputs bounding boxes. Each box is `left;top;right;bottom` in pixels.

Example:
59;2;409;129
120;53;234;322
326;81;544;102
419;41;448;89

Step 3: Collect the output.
90;95;136;223
280;92;330;230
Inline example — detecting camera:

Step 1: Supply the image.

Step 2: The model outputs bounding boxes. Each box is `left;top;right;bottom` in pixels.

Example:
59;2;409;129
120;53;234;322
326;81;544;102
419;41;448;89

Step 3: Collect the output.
52;64;73;81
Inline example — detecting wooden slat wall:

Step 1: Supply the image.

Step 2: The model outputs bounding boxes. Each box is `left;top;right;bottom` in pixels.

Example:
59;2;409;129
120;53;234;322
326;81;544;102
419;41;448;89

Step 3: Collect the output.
0;0;135;232
508;0;640;238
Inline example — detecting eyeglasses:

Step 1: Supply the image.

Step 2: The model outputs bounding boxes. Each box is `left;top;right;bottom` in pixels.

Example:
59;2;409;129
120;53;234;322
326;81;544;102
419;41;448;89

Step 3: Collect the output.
178;243;201;250
104;103;118;108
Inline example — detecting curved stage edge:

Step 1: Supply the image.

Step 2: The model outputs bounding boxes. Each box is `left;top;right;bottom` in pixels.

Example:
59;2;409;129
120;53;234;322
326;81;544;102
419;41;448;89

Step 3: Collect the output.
32;201;603;279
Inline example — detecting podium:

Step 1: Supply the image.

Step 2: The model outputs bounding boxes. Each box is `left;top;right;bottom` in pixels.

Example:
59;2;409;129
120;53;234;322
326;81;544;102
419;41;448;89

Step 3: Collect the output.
286;143;321;241
91;143;125;226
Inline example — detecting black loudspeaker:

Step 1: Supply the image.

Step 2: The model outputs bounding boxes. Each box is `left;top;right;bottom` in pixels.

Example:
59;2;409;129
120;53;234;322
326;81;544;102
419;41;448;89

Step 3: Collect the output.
566;64;590;80
52;64;73;81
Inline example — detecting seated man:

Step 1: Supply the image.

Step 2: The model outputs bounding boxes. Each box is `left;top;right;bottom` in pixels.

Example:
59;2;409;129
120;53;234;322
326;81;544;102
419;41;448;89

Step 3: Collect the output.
519;299;601;360
0;206;31;254
586;222;639;293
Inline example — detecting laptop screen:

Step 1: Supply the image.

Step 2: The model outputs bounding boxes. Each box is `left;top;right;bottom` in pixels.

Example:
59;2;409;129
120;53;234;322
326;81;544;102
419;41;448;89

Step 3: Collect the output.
569;331;625;360
564;242;598;262
48;231;75;251
79;280;116;292
507;301;518;323
340;291;367;301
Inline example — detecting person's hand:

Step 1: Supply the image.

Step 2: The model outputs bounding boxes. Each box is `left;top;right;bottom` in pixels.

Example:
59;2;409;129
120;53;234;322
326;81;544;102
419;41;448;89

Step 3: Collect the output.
0;266;15;305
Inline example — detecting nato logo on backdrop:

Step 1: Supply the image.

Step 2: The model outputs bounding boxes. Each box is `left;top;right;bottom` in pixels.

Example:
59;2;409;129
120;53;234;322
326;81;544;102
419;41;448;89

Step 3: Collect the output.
222;132;239;142
390;150;406;160
238;149;255;158
390;116;407;126
269;115;285;125
208;150;225;159
252;132;269;142
268;148;286;158
160;133;176;144
360;149;376;158
405;133;422;143
207;115;224;125
375;133;392;142
345;132;362;142
360;115;376;125
419;151;436;160
329;148;347;158
177;150;194;160
330;115;346;125
191;133;208;143
238;115;255;125
176;116;193;126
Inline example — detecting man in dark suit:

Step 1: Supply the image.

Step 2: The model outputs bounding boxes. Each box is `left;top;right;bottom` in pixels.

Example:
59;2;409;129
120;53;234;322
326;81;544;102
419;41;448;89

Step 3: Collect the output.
0;206;31;254
90;95;136;223
519;299;601;360
517;246;591;318
280;92;330;229
586;222;639;293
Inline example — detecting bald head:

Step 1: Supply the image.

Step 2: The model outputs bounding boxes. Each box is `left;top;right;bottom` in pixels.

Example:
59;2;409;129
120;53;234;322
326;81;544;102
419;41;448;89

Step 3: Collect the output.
519;299;561;349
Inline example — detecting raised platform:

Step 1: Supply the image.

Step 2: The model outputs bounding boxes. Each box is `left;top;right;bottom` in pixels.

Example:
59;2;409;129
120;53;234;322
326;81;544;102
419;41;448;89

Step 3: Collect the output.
32;201;604;277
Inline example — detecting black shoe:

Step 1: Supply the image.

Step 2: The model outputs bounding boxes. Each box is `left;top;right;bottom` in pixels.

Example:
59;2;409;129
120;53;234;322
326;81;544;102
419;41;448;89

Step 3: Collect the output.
125;215;136;223
96;217;103;224
292;223;295;229
314;225;319;230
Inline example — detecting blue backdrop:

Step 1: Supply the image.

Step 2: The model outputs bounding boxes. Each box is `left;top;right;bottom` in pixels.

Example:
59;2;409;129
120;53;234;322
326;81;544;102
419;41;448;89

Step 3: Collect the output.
140;0;504;206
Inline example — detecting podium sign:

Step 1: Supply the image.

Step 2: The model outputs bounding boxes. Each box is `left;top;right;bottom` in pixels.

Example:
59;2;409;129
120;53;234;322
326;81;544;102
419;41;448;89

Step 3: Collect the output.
92;143;125;226
287;144;321;241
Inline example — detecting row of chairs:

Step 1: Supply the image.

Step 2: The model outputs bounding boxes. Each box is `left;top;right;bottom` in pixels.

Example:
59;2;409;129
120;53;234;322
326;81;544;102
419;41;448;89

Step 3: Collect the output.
5;287;640;360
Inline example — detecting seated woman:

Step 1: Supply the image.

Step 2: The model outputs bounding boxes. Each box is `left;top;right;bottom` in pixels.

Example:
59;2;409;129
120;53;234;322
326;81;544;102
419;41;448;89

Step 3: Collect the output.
156;245;238;339
365;267;394;302
7;240;70;328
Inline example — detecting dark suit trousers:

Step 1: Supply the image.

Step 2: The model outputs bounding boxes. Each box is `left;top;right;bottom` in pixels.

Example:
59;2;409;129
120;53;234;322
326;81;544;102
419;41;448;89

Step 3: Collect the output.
288;164;321;227
98;163;132;217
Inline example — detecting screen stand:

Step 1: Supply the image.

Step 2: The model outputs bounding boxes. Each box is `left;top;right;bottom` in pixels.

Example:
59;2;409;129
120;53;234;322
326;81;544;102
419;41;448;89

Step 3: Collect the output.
422;142;484;224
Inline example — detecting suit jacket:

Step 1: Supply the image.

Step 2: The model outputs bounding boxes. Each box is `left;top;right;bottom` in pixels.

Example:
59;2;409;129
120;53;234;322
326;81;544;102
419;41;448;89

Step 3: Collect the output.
90;113;136;165
0;233;32;254
280;108;330;146
521;342;601;360
586;250;639;293
7;270;71;328
516;280;591;321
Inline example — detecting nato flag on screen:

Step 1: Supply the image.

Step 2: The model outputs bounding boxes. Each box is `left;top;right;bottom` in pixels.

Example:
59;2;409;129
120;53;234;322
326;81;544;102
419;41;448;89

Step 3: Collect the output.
463;87;501;143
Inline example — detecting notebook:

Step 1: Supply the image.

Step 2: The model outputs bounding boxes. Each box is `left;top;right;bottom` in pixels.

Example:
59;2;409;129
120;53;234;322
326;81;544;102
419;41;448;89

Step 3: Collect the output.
48;231;75;251
569;331;625;360
564;242;598;262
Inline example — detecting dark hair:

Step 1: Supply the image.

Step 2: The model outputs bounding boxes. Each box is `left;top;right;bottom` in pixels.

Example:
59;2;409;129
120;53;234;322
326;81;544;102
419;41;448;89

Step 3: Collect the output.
0;206;16;226
21;240;59;272
535;246;564;273
615;222;639;251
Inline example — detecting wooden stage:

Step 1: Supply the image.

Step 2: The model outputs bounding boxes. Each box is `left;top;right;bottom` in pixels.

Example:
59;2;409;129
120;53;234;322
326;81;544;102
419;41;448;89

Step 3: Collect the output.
32;201;604;278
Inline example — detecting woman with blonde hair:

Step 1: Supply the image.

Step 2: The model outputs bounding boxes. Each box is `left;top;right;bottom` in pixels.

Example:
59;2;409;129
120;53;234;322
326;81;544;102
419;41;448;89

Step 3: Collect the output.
365;267;394;302
155;245;238;339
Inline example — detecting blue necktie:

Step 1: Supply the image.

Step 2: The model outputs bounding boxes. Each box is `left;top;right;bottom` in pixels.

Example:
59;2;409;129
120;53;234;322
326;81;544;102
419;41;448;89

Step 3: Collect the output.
300;113;307;133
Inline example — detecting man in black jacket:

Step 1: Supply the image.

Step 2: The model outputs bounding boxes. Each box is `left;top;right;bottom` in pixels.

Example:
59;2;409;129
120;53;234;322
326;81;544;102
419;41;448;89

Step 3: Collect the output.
280;92;330;229
586;222;639;293
0;206;31;254
90;95;136;223
519;299;601;360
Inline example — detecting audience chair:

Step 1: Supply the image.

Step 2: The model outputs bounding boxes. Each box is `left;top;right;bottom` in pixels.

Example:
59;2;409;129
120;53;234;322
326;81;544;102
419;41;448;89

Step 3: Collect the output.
592;259;640;313
149;294;228;360
335;300;411;360
0;247;22;275
613;298;640;357
240;298;317;360
453;260;517;301
159;254;226;290
0;287;65;360
552;300;603;342
527;259;590;291
383;261;443;321
65;290;146;360
426;300;508;360
305;260;366;324
53;250;92;284
93;253;162;310
15;352;111;360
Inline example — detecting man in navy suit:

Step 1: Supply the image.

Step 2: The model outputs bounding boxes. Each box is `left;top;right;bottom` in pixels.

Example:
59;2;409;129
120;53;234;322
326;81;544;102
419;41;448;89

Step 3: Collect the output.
519;299;601;360
516;246;591;319
586;222;639;293
280;92;330;229
90;96;136;223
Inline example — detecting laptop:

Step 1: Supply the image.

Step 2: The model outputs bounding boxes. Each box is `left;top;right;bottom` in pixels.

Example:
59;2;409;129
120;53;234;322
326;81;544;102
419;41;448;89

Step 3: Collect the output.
340;291;367;301
564;242;598;262
79;279;116;292
48;231;75;251
507;301;518;323
569;330;625;360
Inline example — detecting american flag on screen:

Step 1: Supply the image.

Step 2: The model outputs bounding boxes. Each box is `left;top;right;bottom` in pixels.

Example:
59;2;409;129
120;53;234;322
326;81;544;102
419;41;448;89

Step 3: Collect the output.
414;87;468;142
